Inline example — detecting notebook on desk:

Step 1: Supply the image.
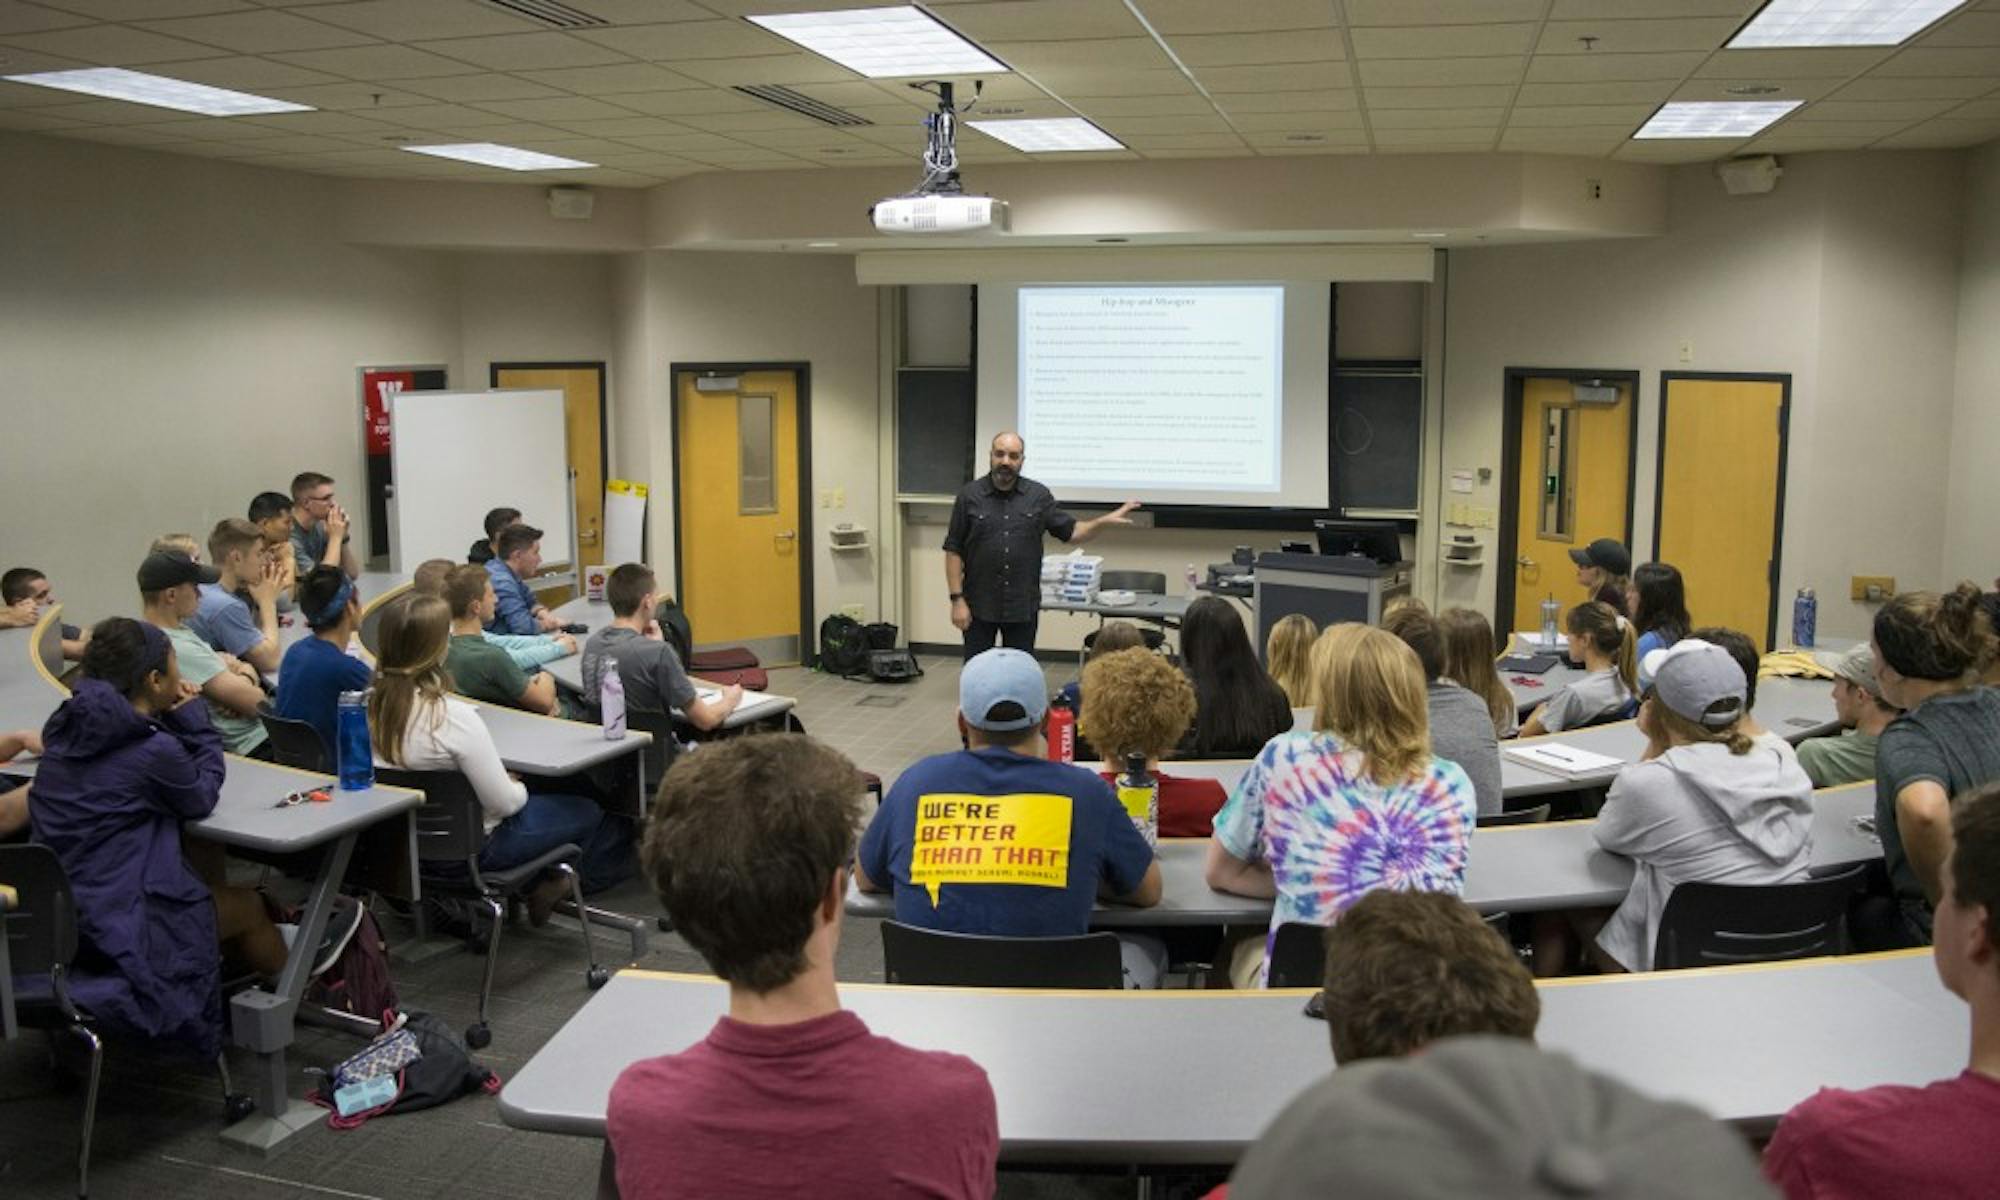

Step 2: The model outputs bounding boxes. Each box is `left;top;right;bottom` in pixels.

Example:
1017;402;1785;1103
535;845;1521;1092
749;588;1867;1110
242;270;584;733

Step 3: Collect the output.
1504;743;1625;779
1498;653;1562;674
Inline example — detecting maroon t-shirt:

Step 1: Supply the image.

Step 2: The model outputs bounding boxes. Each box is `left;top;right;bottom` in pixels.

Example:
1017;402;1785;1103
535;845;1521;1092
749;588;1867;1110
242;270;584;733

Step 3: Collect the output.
1763;1069;2000;1199
1097;770;1229;838
607;1009;998;1200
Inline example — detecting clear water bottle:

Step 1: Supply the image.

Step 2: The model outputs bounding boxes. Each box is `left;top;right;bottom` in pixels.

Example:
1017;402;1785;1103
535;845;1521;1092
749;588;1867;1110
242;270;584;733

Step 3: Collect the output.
600;656;626;741
1792;587;1817;648
336;690;373;792
1184;562;1200;593
1116;752;1159;848
1540;595;1561;649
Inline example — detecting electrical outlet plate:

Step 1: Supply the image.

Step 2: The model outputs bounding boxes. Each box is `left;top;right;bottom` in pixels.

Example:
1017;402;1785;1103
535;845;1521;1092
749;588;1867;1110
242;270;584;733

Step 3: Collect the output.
840;603;864;620
1850;575;1895;602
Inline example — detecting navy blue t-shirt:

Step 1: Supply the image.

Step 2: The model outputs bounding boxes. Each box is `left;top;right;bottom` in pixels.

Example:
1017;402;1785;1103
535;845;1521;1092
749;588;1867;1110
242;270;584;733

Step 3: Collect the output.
857;746;1154;936
273;636;372;755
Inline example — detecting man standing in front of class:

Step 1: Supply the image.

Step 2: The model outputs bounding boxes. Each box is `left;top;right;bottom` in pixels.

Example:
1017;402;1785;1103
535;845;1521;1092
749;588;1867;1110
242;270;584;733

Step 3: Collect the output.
943;432;1139;659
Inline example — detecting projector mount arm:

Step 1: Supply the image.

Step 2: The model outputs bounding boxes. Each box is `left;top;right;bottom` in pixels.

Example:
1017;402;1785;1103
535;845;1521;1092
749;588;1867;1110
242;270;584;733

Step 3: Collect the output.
906;79;981;196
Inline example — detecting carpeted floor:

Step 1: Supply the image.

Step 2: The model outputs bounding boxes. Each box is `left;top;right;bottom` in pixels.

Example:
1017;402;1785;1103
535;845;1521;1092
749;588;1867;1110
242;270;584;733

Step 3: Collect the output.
0;654;1197;1199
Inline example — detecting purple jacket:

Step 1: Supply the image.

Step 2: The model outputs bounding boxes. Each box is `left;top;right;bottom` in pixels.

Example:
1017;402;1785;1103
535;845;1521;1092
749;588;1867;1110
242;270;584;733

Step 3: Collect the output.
30;680;226;1059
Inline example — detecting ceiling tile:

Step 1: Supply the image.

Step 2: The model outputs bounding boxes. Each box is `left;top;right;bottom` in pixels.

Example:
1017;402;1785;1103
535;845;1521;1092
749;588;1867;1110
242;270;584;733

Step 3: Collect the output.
63;123;187;143
414;32;633;71
672;108;825;132
612;87;768;116
1370;106;1505;129
1166;28;1344;67
780;80;908;108
1364;84;1516;109
1351;24;1536;59
1874;118;2000;146
1668;77;1846;101
988;37;1173;71
1227;109;1364;131
256;80;433;109
270;43;489;79
542;114;698;137
1372;126;1498;144
155;54;342;88
1528;50;1711;82
2;22;231;62
666;53;856;87
160;138;286;157
1771;118;1908;136
1613;136;1744;161
936;0;1140;41
394;73;566;102
302;0;544;41
0;1;92;35
226;131;360;152
676;146;808;165
1094;111;1233;134
1070;92;1218;116
0;105;86;128
1506;104;1652;128
1549;0;1756;16
1027;66;1195;96
1113;131;1246;149
1537;18;1742;55
1871;46;2000;75
1515;80;1676;105
1497;127;1630;154
1801;98;1963;122
0;46;91;78
1357;57;1523;86
1345;0;1545;22
404;119;568;141
1951;96;2000;119
1131;0;1337;35
1137;145;1257;157
237;107;396;133
40;0;253;17
466;95;644;122
1190;62;1347;92
573;19;787;61
1695;48;1893;78
1742;133;1871;152
142;114;307;139
514;62;701;94
138;10;377;53
1211;88;1355;113
1914;11;2000;46
1826;75;1998;100
29;96;202;122
730;124;880;146
617;130;759;152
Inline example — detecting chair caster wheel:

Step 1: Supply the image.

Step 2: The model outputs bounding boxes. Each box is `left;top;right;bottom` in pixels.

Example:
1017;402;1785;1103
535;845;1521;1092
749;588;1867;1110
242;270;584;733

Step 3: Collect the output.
224;1093;255;1124
586;965;611;990
466;1023;491;1050
655;915;674;932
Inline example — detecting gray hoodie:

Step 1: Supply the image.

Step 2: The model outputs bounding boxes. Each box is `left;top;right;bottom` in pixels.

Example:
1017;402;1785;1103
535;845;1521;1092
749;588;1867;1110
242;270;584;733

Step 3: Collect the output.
1593;738;1814;971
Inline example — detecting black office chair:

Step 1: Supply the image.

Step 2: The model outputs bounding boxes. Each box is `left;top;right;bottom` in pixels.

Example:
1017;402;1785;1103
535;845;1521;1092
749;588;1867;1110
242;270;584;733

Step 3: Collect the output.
0;845;250;1198
625;707;684;802
880;922;1124;989
258;713;330;773
374;768;607;1047
1099;570;1168;595
1267;911;1515;989
1652;864;1869;971
1476;803;1552;828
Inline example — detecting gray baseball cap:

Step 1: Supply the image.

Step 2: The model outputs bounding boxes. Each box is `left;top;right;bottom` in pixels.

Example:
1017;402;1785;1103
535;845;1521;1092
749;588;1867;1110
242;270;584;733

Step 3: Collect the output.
959;648;1047;732
1814;643;1882;698
1229;1036;1771;1200
1640;639;1747;728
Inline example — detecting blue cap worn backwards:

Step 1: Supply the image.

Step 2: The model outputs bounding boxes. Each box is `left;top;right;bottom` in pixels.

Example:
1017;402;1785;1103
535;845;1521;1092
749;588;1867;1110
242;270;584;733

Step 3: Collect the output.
959;648;1048;732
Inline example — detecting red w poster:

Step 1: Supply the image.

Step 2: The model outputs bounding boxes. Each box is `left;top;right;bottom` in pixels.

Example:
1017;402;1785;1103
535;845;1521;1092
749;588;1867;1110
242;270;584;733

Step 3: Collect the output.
361;369;410;456
360;366;446;559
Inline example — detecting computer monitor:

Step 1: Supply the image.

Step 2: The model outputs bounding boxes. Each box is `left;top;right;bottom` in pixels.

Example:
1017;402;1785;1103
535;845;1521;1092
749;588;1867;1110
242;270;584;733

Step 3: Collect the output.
1313;518;1403;565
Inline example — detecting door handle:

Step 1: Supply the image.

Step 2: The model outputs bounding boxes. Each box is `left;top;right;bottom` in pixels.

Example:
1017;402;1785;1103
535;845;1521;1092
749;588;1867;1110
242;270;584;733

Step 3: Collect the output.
775;529;797;541
1517;556;1535;567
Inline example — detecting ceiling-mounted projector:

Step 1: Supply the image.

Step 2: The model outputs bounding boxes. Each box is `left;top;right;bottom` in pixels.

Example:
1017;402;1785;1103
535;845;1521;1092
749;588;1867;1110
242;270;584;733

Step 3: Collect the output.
870;80;1007;236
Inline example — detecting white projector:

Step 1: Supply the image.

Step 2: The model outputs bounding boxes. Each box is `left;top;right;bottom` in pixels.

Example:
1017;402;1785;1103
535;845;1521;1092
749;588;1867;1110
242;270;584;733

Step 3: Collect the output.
871;193;1009;235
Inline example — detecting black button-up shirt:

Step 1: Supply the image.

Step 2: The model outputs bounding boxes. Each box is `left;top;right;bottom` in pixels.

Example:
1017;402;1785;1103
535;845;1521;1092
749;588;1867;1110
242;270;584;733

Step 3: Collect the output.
943;474;1077;623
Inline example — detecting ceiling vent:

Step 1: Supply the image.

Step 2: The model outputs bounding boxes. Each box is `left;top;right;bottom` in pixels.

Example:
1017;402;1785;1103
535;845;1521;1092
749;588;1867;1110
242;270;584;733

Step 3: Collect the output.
734;84;873;127
478;0;607;29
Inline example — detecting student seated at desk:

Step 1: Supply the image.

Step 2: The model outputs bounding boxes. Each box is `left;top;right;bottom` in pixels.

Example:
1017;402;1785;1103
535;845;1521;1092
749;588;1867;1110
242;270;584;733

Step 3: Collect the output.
1796;643;1897;789
0;728;39;838
1205;624;1475;988
1548;640;1813;976
139;551;270;760
1764;782;2000;1200
1689;625;1788;748
371;594;631;898
187;518;285;676
1053;618;1144;738
246;491;297;612
467;505;520;566
1518;601;1636;737
1571;536;1632;613
485;523;560;636
1866;585;2000;948
273;566;371;756
854;648;1165;986
412;558;575;671
609;735;998;1200
28;618;323;1060
1383;605;1502;817
1226;1037;1771;1200
1627;562;1691;690
442;565;570;719
1264;613;1319;710
1178;596;1293;759
1;565;88;657
581;564;740;730
287;470;358;581
1076;645;1227;836
1438;607;1517;740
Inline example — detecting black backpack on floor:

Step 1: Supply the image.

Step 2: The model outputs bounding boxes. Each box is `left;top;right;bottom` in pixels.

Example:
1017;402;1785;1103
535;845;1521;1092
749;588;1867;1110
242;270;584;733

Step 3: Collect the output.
818;614;870;676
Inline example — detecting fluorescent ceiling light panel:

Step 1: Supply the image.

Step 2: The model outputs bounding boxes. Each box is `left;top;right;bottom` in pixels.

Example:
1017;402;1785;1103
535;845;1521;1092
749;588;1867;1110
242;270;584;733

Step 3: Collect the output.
0;67;311;116
1728;0;1968;48
968;118;1123;152
746;6;1007;79
1633;100;1802;139
402;143;597;171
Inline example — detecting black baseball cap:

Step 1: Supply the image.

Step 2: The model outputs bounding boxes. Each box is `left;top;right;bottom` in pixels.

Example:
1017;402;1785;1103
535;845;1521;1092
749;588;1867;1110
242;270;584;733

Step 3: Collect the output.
137;551;219;592
1567;538;1630;577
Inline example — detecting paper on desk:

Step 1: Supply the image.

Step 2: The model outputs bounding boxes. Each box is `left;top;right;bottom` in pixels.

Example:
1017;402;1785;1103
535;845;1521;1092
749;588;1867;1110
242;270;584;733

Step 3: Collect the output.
1504;743;1624;779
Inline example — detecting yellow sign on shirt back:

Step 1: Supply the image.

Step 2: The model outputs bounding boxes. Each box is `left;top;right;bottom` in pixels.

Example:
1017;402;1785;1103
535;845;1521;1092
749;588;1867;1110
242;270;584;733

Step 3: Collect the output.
909;792;1073;905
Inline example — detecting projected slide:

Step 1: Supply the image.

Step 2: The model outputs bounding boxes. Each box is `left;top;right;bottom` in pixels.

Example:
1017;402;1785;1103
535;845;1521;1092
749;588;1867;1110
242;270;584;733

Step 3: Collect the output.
1018;286;1284;494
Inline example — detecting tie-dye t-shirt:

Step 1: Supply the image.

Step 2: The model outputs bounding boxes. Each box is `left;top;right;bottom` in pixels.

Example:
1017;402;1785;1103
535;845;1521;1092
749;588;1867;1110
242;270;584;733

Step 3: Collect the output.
1211;731;1476;983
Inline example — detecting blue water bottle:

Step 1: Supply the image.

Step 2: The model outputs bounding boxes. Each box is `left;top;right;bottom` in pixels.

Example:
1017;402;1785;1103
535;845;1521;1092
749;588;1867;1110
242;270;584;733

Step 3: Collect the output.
1792;587;1817;649
336;689;374;791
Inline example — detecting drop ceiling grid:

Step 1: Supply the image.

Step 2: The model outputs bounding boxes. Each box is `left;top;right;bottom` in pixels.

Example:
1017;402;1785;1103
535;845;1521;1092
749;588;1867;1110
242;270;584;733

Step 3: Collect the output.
0;0;1983;184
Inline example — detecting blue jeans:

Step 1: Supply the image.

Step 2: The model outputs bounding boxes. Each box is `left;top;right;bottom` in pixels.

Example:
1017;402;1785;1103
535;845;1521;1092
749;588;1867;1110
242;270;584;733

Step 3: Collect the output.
480;792;634;894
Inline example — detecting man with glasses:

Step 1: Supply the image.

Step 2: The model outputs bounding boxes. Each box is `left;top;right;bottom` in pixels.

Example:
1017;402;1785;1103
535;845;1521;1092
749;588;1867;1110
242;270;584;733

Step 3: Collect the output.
0;566;87;658
288;471;358;582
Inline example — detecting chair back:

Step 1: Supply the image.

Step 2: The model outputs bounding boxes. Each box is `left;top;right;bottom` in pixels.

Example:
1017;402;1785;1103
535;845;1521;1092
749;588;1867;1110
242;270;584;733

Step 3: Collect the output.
0;844;79;978
357;584;410;658
374;767;487;868
259;713;331;773
880;921;1123;989
35;610;65;681
1265;921;1326;988
1477;803;1551;828
1099;570;1168;595
1653;864;1868;971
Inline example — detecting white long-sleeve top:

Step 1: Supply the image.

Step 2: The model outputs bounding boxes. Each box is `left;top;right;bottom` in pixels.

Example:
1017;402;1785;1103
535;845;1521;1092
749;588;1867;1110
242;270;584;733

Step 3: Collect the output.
377;694;527;832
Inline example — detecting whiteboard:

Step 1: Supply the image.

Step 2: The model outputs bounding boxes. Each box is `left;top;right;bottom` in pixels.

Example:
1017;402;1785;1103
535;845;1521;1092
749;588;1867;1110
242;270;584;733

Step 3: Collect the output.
387;389;572;572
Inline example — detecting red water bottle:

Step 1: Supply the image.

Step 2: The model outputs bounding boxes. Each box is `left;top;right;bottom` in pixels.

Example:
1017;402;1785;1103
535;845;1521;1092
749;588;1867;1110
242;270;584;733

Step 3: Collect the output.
1046;696;1075;764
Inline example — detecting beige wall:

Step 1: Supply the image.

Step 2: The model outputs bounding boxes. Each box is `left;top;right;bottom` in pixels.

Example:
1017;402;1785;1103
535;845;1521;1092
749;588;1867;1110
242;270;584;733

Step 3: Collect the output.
1945;140;2000;585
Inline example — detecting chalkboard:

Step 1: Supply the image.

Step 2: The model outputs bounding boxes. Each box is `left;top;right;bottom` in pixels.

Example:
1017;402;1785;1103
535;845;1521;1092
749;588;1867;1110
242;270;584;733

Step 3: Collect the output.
897;367;976;498
1331;370;1422;512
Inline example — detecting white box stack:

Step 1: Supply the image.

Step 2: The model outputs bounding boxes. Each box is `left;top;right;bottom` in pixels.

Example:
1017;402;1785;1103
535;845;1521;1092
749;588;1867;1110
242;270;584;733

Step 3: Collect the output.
1040;551;1103;606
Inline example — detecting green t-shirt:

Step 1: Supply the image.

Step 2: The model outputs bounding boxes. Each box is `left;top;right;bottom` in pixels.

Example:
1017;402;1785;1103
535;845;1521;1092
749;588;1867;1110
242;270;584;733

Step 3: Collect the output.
447;633;531;709
164;624;269;756
1795;728;1879;789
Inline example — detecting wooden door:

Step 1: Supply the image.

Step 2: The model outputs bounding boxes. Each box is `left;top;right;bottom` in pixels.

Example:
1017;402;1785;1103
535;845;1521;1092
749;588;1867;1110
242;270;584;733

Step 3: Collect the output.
676;370;803;664
494;364;606;604
1656;375;1788;650
1510;378;1632;633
